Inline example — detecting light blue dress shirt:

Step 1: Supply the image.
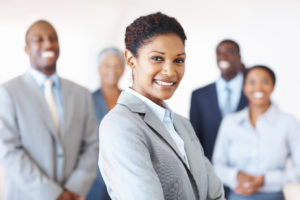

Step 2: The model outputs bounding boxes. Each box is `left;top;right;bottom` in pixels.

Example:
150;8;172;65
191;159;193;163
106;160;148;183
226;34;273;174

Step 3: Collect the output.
126;88;190;168
216;73;243;116
213;104;300;193
29;67;64;130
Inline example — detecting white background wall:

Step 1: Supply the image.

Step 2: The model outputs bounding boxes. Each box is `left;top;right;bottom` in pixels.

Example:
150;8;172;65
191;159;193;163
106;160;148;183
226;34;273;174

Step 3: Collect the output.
1;0;300;120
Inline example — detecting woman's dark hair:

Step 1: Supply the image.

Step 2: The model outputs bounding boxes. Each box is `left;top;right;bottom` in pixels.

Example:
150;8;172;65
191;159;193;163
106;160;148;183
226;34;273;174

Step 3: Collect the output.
125;12;187;57
244;65;276;85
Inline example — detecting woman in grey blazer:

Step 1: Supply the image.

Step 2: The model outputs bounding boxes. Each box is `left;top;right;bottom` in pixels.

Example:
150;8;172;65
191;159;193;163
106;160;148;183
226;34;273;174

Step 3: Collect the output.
99;12;225;200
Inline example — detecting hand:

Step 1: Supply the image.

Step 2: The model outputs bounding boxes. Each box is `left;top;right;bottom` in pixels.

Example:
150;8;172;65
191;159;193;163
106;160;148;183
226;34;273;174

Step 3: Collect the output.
234;171;264;196
57;190;84;200
57;190;74;200
71;192;84;200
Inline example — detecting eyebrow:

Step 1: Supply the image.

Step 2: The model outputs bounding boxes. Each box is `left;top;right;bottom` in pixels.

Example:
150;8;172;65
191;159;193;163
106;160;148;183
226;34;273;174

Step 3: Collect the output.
149;51;186;56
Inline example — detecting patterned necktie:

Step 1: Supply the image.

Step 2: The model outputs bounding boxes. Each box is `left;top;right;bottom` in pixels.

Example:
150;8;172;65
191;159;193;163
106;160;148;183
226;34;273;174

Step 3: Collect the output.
44;79;60;134
223;86;232;116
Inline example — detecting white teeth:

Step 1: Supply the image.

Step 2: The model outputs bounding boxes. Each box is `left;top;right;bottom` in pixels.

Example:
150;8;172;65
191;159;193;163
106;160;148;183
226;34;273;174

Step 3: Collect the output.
253;91;265;99
42;51;55;58
156;80;174;86
218;61;230;69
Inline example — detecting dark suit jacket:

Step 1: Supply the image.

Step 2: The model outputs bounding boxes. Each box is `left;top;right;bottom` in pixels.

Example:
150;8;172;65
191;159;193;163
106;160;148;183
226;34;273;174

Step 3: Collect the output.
190;82;248;161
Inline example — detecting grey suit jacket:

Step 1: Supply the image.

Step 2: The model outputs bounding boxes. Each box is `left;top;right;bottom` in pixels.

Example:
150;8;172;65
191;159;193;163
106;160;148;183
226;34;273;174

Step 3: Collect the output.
99;92;225;200
0;72;98;200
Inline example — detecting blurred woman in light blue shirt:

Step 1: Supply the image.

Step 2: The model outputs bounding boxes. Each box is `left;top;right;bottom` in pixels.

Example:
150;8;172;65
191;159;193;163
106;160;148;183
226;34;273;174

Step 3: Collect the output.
213;65;300;200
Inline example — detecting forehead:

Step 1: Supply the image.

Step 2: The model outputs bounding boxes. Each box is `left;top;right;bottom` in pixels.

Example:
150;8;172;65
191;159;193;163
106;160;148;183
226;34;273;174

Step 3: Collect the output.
217;42;238;52
26;22;57;39
139;34;185;54
247;68;272;79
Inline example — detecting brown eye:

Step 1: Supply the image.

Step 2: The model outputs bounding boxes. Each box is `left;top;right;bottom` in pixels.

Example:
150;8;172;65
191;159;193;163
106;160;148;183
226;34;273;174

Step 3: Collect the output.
151;56;163;61
174;58;184;63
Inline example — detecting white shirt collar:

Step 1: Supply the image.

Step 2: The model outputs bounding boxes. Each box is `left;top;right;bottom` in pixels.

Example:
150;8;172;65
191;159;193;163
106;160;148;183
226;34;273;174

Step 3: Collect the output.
217;72;243;91
125;87;173;122
238;103;278;125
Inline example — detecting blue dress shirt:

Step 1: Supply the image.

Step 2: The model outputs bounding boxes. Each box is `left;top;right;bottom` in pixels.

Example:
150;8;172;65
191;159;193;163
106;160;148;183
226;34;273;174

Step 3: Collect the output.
28;67;64;131
126;88;190;168
216;73;243;117
213;104;300;193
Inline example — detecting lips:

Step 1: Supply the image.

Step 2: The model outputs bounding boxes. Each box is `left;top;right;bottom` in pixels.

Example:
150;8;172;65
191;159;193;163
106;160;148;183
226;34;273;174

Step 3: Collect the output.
253;91;265;99
41;51;56;58
154;79;176;87
218;60;230;69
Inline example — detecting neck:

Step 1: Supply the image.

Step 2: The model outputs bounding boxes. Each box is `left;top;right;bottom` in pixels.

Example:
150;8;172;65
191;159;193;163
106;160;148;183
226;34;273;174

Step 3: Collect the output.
249;102;271;127
131;86;163;107
34;65;56;76
222;72;238;82
101;82;120;94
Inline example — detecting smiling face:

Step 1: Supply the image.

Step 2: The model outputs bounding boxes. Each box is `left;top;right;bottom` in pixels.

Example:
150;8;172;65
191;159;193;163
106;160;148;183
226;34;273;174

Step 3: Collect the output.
25;21;59;76
125;33;185;106
99;54;125;87
244;68;274;108
216;42;241;81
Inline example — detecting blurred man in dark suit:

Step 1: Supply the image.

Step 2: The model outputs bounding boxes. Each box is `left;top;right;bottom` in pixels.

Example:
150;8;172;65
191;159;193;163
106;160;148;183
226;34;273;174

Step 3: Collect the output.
190;39;248;161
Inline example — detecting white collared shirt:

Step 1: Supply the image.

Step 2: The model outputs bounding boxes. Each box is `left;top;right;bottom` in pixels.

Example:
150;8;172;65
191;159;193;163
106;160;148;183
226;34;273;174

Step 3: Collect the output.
125;88;190;168
216;72;243;116
213;104;300;192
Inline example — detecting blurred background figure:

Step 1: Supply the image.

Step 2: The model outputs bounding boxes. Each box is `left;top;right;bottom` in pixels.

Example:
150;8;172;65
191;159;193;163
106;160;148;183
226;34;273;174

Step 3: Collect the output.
190;39;248;162
0;20;98;200
213;65;300;200
86;47;125;200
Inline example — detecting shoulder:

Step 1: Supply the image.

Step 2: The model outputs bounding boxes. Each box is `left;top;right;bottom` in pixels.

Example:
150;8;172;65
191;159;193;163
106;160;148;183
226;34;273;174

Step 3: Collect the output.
100;104;147;146
1;75;24;91
221;108;247;127
0;75;26;100
191;82;216;97
274;108;299;126
101;104;139;130
61;78;90;95
92;88;101;96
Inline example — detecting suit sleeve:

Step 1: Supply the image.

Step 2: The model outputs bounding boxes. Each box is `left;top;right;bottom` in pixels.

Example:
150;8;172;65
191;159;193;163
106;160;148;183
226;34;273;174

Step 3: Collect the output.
99;110;165;200
189;92;203;145
64;90;99;197
264;116;300;189
204;157;226;200
0;86;63;199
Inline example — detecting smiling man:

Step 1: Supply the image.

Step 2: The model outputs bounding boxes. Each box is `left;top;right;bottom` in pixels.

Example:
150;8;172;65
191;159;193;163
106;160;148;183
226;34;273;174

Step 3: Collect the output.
190;39;248;162
0;20;98;200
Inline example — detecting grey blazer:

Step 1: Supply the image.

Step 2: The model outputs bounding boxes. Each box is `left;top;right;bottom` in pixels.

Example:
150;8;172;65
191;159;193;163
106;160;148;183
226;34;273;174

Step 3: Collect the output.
0;72;98;200
99;92;225;200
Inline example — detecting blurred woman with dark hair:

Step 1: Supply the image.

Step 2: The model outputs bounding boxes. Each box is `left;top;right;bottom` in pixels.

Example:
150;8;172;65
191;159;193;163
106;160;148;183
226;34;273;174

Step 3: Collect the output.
86;47;125;200
213;65;300;200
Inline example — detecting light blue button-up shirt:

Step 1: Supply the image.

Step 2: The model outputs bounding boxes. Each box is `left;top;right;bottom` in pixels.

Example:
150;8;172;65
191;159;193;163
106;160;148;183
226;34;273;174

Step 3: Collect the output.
126;88;190;168
216;73;243;116
213;104;300;192
29;67;64;130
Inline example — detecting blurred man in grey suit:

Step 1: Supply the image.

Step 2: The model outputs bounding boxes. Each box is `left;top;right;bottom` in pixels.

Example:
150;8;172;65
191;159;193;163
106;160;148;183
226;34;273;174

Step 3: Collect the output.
0;20;98;200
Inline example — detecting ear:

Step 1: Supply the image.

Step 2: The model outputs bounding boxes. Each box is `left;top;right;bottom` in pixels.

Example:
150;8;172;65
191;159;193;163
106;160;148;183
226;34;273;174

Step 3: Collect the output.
124;49;136;70
24;44;30;55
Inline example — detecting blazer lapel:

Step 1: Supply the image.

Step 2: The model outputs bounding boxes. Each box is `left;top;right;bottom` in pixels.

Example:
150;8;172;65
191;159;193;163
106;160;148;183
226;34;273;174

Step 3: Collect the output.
118;92;187;167
212;83;223;122
61;79;74;140
173;115;202;188
23;72;62;143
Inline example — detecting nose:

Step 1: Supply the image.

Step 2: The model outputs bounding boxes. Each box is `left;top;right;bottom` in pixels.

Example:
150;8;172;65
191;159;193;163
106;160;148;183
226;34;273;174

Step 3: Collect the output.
217;52;228;61
161;62;176;76
43;38;54;49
